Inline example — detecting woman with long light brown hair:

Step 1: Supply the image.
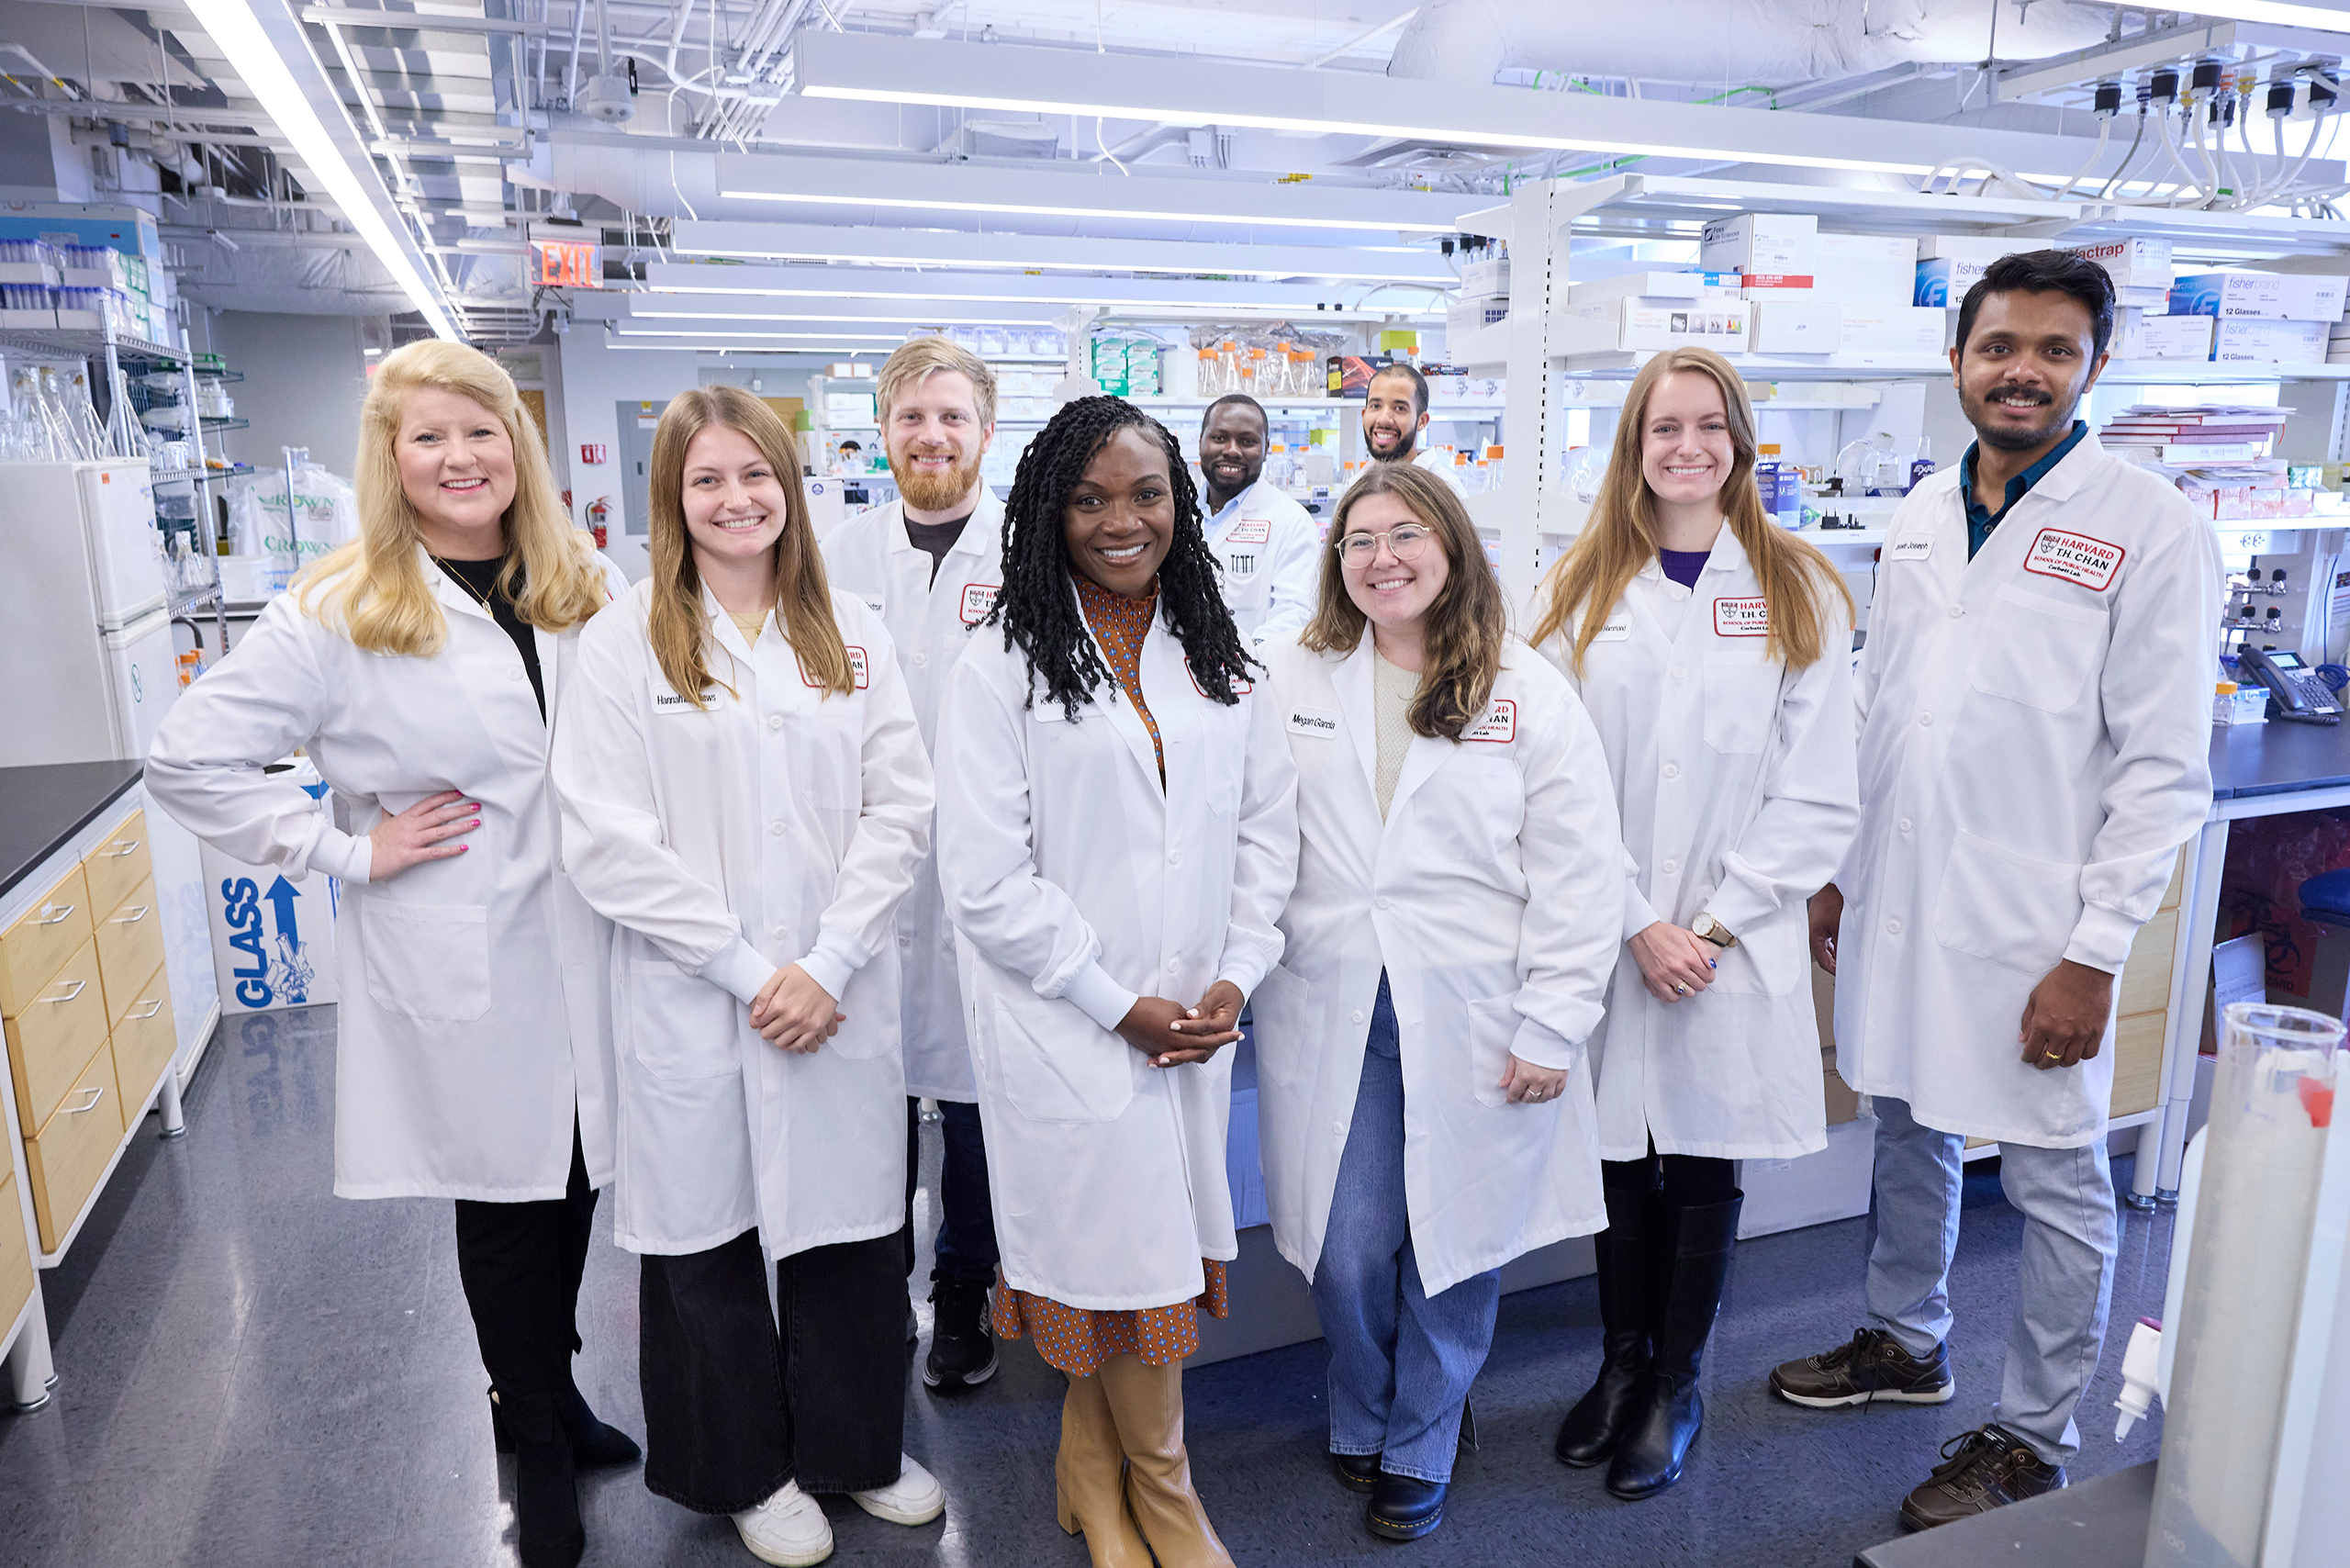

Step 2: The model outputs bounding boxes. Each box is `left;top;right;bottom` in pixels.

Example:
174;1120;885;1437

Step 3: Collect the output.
148;340;633;1568
1530;345;1859;1500
550;386;943;1566
1251;463;1621;1542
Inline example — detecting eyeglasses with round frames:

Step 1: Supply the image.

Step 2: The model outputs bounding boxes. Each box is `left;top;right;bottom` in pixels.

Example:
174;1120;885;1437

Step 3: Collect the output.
1337;523;1435;565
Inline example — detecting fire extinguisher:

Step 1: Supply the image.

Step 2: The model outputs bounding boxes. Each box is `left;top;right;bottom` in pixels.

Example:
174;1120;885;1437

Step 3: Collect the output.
585;496;611;548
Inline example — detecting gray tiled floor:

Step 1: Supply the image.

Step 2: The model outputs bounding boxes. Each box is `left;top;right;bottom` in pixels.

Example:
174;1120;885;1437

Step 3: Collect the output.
0;1006;2176;1566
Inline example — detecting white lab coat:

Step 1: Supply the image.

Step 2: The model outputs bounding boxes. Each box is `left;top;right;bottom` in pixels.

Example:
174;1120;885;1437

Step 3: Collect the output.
144;546;628;1202
820;490;1005;1100
550;582;934;1258
1549;529;1861;1162
1835;434;2221;1148
1250;635;1618;1297
1203;477;1322;644
1412;446;1469;495
936;600;1299;1311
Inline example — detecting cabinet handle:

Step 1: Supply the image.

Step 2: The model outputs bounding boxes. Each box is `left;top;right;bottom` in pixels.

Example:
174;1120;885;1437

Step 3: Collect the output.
128;999;163;1021
61;1088;102;1114
104;839;140;857
41;980;85;1005
36;903;74;925
109;904;151;925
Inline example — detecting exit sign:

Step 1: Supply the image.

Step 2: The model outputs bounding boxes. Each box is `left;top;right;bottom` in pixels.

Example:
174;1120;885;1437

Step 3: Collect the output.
532;240;602;289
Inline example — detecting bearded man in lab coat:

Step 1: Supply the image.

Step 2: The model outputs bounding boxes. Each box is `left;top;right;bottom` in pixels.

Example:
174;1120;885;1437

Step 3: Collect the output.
1769;250;2221;1533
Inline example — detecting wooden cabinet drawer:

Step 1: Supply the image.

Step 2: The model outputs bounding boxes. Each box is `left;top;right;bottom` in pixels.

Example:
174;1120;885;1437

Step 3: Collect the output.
4;938;107;1133
2118;907;2180;1019
109;961;176;1121
80;811;152;922
2109;1011;2166;1119
25;1043;119;1252
0;1172;30;1335
94;879;164;1020
0;863;92;1018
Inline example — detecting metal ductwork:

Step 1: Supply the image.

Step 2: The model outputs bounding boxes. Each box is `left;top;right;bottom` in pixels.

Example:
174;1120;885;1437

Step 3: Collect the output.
1388;0;2119;86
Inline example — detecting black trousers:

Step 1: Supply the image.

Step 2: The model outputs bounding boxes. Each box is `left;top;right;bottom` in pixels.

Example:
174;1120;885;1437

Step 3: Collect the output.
902;1096;1002;1283
639;1227;907;1514
1602;1145;1738;1206
452;1126;598;1445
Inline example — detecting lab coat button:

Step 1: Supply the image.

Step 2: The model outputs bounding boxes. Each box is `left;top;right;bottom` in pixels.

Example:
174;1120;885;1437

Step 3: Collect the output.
1948;604;1965;618
1918;711;1933;726
1167;958;1181;974
1899;817;1914;833
912;652;929;666
767;713;784;731
505;667;521;680
771;924;788;939
1376;896;1392;911
1168;849;1183;866
1887;918;1905;936
899;935;912;947
1662;763;1680;779
1661;859;1680;877
1333;1121;1347;1137
1351;1010;1366;1024
769;821;785;836
1670;665;1687;681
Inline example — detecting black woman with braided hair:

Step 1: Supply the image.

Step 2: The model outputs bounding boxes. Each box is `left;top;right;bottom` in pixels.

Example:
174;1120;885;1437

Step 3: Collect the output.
935;396;1299;1568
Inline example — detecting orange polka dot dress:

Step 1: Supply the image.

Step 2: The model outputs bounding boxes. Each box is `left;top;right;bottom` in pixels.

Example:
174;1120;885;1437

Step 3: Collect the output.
990;571;1229;1374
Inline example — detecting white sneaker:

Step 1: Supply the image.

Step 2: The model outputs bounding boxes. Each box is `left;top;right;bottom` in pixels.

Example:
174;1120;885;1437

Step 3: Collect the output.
733;1480;834;1566
850;1454;946;1526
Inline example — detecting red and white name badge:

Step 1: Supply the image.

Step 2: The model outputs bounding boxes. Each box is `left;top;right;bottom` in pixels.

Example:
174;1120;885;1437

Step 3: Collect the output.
2023;528;2126;591
960;582;1000;624
1224;517;1272;546
1186;657;1252;699
1713;597;1771;637
1463;698;1516;743
801;644;872;689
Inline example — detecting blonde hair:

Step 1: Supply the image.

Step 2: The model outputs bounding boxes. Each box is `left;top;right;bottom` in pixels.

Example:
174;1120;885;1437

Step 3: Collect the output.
1529;346;1852;675
875;335;997;430
646;386;853;707
1302;463;1507;743
296;340;607;655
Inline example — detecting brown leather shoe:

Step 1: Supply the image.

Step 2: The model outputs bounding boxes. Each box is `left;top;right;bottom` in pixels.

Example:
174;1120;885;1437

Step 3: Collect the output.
1897;1424;2066;1531
1770;1327;1954;1408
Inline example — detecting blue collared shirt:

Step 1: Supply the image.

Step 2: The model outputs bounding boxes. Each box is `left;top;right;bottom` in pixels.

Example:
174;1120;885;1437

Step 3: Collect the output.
1959;420;2087;559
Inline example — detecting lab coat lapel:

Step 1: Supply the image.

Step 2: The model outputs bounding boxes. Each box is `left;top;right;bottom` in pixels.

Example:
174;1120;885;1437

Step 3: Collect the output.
1387;730;1451;821
1332;634;1381;801
1071;580;1164;786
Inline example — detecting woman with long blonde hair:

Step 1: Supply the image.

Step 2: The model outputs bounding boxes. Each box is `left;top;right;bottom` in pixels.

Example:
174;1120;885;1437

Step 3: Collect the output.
551;386;943;1567
1530;346;1859;1500
1251;463;1621;1542
148;340;633;1568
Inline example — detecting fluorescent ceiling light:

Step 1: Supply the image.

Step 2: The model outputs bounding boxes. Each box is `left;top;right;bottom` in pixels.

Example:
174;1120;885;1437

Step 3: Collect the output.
719;187;1464;234
2173;2;2350;28
642;263;1441;318
186;0;457;339
795;33;2135;185
669;220;1455;285
614;327;913;341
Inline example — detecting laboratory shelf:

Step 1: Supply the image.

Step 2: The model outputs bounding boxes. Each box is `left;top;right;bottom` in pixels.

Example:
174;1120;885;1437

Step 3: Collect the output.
168;581;222;616
151;463;254;487
0;327;184;364
198;417;248;432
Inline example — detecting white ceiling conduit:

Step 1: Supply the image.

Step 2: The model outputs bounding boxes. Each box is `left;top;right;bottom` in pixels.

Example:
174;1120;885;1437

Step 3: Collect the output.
1386;0;2120;87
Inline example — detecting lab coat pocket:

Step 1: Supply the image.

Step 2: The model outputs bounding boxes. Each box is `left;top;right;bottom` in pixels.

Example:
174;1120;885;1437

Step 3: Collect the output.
1933;830;2083;974
363;899;492;1022
992;995;1136;1124
1701;902;1804;996
1701;659;1780;755
1970;588;2108;712
1248;962;1312;1089
1429;756;1524;864
1468;993;1518;1109
627;959;744;1081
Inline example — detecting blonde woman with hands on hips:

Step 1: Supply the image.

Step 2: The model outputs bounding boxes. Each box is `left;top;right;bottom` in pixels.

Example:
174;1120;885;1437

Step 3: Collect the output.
144;342;634;1568
1250;463;1623;1543
551;388;943;1567
1531;346;1858;1501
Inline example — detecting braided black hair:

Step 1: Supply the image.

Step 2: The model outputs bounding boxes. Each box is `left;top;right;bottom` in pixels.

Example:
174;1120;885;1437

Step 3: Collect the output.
986;395;1254;721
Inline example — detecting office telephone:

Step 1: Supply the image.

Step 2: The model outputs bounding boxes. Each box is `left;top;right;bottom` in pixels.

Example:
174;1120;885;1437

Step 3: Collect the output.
2239;646;2344;725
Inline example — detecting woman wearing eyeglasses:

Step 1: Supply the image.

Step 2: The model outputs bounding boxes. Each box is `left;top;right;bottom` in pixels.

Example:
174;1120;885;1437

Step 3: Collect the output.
1250;464;1622;1543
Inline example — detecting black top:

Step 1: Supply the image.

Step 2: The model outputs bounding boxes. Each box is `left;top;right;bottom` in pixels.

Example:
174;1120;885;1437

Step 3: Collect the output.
0;761;144;902
903;510;973;588
437;554;545;720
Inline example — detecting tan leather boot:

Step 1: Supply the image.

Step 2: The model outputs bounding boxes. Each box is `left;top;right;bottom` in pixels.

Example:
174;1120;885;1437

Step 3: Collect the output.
1096;1353;1235;1568
1055;1372;1151;1568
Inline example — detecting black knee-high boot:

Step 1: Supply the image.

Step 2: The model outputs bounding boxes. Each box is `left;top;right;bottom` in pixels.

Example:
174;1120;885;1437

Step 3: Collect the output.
1606;1193;1742;1500
456;1203;585;1568
1555;1180;1663;1466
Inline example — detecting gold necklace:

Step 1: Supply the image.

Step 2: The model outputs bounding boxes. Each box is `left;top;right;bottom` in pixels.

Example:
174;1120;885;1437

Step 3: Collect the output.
431;553;504;617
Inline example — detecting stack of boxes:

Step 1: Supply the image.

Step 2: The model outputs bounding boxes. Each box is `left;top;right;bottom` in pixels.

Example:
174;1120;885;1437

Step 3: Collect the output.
1088;332;1163;398
0;241;175;342
2166;270;2344;364
1444;244;1511;344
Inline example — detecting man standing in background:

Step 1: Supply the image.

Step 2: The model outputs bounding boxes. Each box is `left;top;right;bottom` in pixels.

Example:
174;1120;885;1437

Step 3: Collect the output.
820;336;1006;1394
1196;392;1321;644
1361;363;1467;495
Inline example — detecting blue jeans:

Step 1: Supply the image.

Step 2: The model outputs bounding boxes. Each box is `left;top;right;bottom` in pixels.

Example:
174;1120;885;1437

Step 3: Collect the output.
903;1097;1002;1284
1310;974;1501;1483
1865;1095;2118;1462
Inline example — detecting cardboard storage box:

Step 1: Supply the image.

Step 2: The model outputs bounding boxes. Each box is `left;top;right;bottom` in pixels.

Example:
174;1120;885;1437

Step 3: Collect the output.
2171;271;2346;322
1840;305;1945;354
1751;295;1843;353
1810;232;1916;305
1698;212;1816;274
1559;297;1752;354
2211;318;2328;363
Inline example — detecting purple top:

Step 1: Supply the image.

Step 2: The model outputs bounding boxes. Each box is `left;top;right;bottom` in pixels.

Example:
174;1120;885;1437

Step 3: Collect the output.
1658;548;1710;590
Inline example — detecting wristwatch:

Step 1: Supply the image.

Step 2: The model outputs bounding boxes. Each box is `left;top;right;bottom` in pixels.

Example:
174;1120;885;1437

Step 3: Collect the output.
1691;913;1738;949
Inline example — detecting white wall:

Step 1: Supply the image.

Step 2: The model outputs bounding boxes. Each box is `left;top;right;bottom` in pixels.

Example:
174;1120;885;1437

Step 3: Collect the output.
198;310;368;480
551;330;699;583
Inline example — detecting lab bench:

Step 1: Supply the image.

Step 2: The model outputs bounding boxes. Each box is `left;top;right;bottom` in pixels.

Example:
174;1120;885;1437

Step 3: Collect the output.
0;762;193;1411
